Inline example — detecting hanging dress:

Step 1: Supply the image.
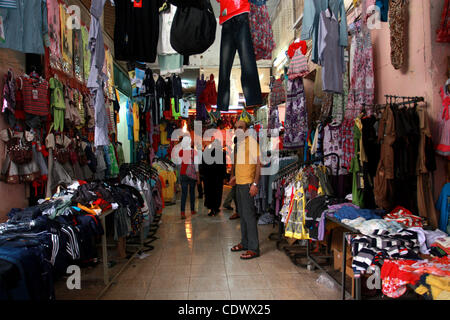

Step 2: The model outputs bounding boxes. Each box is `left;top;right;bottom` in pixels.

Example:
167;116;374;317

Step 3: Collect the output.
436;86;450;158
283;77;307;149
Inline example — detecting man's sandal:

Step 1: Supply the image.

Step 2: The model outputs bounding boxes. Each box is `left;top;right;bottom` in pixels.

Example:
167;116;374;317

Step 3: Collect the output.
240;251;260;260
231;244;247;252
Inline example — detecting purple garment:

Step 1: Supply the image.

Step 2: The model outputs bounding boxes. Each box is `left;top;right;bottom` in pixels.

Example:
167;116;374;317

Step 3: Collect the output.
283;77;307;149
196;75;208;121
317;211;327;241
327;202;360;212
268;104;280;130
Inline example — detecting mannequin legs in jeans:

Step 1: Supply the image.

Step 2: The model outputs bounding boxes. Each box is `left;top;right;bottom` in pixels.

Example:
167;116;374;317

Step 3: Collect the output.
217;13;262;111
180;175;197;219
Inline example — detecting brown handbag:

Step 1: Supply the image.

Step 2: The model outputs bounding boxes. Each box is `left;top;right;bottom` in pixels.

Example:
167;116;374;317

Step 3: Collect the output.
7;129;33;165
54;134;70;164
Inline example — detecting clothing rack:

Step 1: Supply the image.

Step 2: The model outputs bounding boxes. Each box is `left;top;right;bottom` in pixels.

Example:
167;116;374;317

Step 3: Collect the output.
384;95;425;106
270;153;341;250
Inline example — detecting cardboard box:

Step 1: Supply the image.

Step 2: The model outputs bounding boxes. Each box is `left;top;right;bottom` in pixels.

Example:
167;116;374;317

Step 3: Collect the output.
330;227;349;252
332;246;352;272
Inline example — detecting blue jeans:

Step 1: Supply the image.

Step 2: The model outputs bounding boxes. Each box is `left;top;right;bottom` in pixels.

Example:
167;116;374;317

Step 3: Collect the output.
217;13;262;111
181;175;197;212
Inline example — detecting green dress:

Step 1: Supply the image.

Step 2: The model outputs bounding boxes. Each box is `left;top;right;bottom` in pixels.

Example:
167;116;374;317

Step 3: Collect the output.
350;122;364;208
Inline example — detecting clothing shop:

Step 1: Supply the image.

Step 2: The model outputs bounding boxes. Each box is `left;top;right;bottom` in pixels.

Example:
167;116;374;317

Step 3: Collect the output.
0;0;449;304
260;0;450;300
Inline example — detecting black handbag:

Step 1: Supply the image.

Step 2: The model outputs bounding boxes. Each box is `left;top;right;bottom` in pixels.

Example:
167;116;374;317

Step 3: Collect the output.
170;0;217;56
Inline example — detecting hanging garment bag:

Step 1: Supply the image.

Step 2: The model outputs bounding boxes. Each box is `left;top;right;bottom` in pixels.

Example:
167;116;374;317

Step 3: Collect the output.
170;0;217;56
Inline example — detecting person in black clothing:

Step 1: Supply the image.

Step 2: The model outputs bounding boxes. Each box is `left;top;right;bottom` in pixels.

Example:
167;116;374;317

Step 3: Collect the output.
201;138;227;216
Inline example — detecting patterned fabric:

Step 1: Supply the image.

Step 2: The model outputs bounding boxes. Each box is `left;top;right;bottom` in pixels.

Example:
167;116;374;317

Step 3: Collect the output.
47;0;62;71
332;49;349;125
321;92;333;120
287;49;309;80
323;124;347;175
436;0;450;43
284;78;307;149
436;86;450;157
341;118;355;171
346;21;374;119
268;104;280;130
249;3;275;61
269;77;286;106
389;0;407;69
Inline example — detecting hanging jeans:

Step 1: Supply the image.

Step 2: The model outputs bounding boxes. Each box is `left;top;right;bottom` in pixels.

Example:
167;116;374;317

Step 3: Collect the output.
180;175;196;213
217;13;262;111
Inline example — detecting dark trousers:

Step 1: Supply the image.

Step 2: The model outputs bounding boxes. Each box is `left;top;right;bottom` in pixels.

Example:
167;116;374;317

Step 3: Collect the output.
197;176;204;197
236;184;259;253
223;185;238;213
204;175;223;211
217;13;262;111
181;175;196;212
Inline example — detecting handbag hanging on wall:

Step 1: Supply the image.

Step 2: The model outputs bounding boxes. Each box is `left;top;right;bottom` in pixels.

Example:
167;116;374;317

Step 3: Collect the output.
170;0;217;56
6;129;33;165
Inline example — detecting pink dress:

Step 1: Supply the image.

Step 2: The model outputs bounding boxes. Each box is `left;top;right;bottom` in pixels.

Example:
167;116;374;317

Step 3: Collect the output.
436;87;450;158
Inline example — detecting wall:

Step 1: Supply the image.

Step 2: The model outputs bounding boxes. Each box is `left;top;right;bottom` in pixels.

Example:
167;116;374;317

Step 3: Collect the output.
0;49;29;222
370;0;449;198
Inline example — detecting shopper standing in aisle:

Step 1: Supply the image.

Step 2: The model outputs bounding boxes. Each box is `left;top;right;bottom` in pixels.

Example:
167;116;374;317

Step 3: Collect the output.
230;119;261;259
201;137;227;216
178;135;199;220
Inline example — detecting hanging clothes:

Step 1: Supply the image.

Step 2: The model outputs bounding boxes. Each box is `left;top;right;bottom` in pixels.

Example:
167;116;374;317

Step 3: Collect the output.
436;85;450;158
284;77;307;149
248;0;275;61
389;0;407;70
0;0;47;54
317;8;345;94
196;75;208;121
300;0;348;64
436;0;450;43
114;0;162;62
87;0;110;148
157;3;178;55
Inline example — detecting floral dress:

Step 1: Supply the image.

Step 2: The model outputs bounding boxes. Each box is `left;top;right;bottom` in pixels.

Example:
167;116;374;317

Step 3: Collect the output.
283;78;308;149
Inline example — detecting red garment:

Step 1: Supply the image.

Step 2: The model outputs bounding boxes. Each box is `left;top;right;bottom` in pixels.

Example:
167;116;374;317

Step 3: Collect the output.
145;112;151;133
217;0;250;25
15;78;25;120
384;206;424;228
22;76;49;116
179;149;198;176
152;134;161;153
436;0;450;43
287;40;307;59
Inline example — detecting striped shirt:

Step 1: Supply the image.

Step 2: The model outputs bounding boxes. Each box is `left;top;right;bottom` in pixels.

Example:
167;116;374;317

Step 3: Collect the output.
22;77;49;116
288;50;309;80
0;0;17;8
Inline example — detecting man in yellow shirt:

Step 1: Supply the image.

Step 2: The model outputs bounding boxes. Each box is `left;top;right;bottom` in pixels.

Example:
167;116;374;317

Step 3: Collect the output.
229;119;261;260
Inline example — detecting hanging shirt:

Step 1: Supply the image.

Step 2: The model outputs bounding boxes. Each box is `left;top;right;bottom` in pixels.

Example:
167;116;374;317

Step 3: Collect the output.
126;101;134;141
217;0;251;25
300;0;347;64
22;76;49;116
157;4;177;55
49;78;65;110
114;0;162;63
133;102;140;142
0;0;48;54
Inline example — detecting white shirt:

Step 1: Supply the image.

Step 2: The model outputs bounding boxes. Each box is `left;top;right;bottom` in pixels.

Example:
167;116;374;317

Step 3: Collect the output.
157;4;178;55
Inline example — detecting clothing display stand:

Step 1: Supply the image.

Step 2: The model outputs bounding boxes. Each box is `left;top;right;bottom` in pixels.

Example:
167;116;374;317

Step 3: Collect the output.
96;209;145;300
272;153;340;265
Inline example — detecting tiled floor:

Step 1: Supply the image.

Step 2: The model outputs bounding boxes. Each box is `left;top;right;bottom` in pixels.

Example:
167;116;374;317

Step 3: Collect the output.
54;187;341;300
